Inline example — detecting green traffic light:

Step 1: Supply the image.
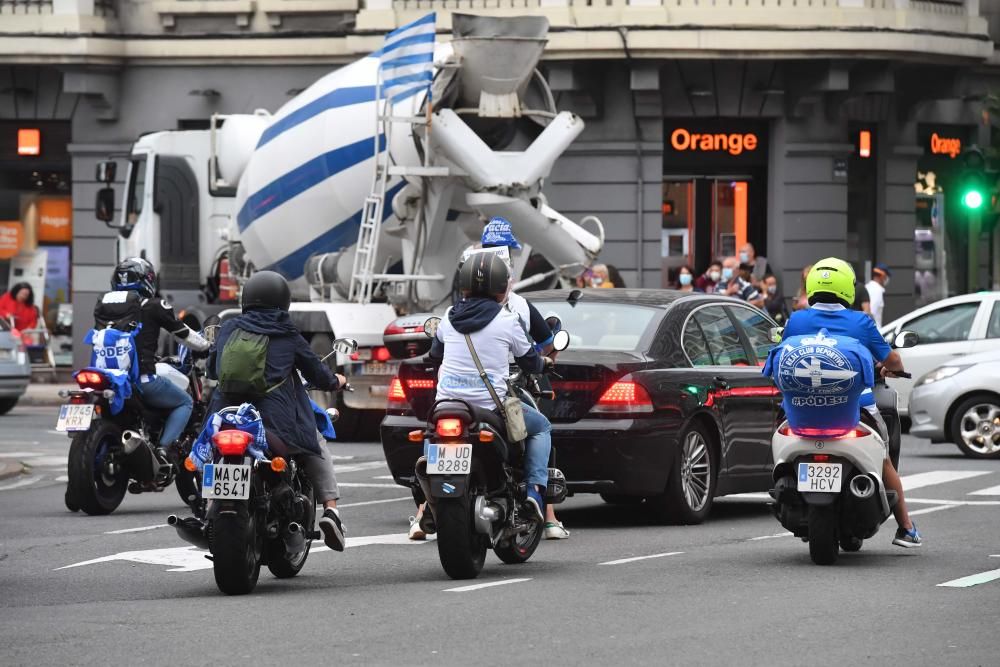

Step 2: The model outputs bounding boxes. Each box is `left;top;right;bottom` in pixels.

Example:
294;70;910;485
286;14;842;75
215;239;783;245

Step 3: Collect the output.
963;190;985;209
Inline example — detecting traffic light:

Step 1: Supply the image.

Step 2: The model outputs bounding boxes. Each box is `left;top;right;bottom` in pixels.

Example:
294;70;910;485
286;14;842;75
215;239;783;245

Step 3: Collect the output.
957;147;991;211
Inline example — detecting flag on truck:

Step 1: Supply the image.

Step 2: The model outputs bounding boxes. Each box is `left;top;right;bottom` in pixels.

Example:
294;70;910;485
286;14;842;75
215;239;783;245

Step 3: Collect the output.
379;13;436;105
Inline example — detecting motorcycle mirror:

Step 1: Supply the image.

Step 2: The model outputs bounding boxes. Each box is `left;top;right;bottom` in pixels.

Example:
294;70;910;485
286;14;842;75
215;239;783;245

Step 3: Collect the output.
423;317;441;339
894;330;919;349
326;408;341;423
544;315;562;332
769;326;784;344
202;324;220;344
333;338;358;354
552;329;570;352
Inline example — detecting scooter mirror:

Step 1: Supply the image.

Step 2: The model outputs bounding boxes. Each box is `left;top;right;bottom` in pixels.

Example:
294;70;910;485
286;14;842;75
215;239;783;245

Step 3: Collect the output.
552;329;571;352
326;408;341;423
203;324;220;344
333;338;358;354
544;315;562;333
769;326;784;344
894;330;919;349
423;317;441;339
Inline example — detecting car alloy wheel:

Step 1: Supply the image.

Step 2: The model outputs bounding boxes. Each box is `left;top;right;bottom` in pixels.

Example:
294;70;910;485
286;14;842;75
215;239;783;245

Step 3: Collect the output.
680;430;711;512
957;401;1000;456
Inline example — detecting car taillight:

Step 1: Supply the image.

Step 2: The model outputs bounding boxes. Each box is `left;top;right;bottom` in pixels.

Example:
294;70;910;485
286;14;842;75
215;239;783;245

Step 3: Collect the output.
388;377;408;408
374;346;391;362
590;378;654;414
75;371;108;390
212;429;253;456
436;418;463;438
406;379;435;390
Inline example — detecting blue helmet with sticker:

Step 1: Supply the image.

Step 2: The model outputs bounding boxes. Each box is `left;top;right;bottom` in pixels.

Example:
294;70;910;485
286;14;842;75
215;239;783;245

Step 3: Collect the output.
481;216;522;250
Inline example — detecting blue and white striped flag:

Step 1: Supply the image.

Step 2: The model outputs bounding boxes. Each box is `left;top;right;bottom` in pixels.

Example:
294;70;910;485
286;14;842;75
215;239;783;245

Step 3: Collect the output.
380;13;436;105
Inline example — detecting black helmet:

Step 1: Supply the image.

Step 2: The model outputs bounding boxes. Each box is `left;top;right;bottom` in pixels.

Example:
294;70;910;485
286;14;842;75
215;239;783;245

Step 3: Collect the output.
241;270;291;312
458;250;510;299
112;257;157;298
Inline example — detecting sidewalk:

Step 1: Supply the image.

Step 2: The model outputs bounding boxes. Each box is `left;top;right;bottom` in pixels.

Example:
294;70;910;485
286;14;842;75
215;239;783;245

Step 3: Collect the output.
20;383;77;407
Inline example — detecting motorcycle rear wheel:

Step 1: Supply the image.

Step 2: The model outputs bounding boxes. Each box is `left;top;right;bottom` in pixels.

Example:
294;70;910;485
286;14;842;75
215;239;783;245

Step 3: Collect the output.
435;497;487;580
66;422;127;515
211;510;262;595
493;518;543;565
807;505;839;565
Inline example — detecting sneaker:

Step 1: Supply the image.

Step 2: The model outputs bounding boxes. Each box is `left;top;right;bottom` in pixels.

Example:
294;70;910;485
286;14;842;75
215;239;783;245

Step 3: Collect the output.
408;516;426;541
525;487;545;522
544;521;570;540
892;523;922;549
319;508;346;552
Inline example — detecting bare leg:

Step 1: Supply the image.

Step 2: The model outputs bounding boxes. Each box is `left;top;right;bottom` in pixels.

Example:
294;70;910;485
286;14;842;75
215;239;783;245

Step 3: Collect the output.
883;458;912;531
324;499;337;510
545;503;558;523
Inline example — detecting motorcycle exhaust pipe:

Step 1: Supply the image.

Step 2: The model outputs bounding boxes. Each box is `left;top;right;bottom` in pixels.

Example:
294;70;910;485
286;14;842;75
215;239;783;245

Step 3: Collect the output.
122;429;148;455
167;514;210;549
849;474;876;500
284;522;306;554
414;457;436;515
474;495;502;535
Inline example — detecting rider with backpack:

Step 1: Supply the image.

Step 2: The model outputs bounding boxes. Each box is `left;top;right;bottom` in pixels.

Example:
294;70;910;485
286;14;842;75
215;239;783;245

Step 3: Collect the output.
94;258;210;459
206;270;348;552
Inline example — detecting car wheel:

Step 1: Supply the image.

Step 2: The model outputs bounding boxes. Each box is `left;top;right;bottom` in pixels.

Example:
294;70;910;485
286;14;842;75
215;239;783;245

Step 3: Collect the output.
650;422;717;525
0;397;18;415
949;394;1000;459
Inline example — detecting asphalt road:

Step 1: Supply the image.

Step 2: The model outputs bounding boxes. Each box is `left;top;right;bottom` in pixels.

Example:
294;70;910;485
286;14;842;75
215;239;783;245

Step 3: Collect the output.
1;405;998;666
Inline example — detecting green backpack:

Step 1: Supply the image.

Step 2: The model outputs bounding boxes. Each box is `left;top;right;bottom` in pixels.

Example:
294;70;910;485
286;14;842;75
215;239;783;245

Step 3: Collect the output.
218;329;285;396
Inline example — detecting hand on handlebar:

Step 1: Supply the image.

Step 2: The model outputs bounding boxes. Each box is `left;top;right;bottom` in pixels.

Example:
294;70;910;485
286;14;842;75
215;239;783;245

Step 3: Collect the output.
879;365;911;379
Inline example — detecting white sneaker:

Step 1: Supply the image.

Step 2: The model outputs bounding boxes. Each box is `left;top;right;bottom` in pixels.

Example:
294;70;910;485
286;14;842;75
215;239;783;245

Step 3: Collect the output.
408;515;426;541
544;521;570;540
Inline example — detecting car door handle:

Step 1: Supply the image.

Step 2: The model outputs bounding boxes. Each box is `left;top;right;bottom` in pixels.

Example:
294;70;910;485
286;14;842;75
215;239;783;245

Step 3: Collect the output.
713;376;730;390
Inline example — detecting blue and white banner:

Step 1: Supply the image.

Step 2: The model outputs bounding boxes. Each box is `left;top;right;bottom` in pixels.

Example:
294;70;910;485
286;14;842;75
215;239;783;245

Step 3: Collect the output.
380;13;436;105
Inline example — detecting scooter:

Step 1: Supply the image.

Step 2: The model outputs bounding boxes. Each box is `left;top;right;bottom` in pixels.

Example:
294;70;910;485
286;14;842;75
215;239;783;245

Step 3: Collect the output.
768;331;918;565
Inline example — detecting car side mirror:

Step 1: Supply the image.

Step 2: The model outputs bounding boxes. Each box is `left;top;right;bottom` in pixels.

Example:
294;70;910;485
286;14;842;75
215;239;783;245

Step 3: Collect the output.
333;338;358;354
423;317;441;339
95;160;117;183
769;326;784;344
95;187;117;225
552;329;570;352
894;330;919;349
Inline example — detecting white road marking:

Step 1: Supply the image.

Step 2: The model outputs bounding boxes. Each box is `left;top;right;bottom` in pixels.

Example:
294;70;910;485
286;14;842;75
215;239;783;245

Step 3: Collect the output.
1;451;45;457
55;475;68;483
337;482;401;488
938;568;1000;588
909;504;959;517
338;496;412;508
21;455;67;467
900;470;991;491
968;484;1000;496
444;578;532;593
330;454;355;460
748;532;793;541
372;475;395;480
0;476;39;491
907;497;1000;506
335;461;388;474
599;552;683;566
105;524;170;535
719;493;772;502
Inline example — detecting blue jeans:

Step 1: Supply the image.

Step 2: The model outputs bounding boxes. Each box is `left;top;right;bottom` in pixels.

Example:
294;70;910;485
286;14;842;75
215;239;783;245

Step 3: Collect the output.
521;402;551;489
137;376;193;447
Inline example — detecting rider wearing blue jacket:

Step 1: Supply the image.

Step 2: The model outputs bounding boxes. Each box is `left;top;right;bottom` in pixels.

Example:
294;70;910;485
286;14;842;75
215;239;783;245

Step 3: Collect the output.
779;258;921;548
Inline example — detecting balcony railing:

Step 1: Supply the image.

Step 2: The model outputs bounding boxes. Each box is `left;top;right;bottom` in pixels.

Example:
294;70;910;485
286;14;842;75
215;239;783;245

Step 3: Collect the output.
0;0;53;14
0;0;116;16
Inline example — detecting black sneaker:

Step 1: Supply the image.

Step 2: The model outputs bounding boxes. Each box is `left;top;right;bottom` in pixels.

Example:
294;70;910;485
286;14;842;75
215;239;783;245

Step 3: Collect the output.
892;524;922;549
319;509;346;552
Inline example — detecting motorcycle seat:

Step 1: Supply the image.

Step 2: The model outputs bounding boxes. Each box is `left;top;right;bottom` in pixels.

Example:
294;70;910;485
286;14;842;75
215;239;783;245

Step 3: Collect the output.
430;399;505;435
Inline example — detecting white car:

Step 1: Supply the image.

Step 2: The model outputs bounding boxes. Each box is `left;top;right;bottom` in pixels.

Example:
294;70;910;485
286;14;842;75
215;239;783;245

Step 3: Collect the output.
879;291;1000;416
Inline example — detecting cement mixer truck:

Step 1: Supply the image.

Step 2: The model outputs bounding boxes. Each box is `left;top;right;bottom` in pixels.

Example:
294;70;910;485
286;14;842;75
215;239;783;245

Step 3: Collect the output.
92;13;604;429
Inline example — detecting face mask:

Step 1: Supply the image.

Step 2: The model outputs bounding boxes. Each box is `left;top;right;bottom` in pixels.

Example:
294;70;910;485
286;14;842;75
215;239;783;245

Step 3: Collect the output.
721;267;734;281
679;274;692;286
739;252;749;263
591;277;604;287
767;285;777;295
709;270;721;282
884;277;890;287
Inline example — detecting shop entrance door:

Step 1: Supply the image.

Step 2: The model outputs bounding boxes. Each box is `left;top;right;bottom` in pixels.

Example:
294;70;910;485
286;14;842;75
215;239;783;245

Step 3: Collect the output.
661;176;756;287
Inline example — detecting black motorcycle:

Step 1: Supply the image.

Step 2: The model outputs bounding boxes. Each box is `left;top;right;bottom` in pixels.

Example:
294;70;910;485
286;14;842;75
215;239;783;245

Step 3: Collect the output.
169;338;356;595
414;318;569;580
60;347;208;515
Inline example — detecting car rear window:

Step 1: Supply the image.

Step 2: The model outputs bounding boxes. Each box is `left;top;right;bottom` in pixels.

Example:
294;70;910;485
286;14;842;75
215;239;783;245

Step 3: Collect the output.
532;301;657;351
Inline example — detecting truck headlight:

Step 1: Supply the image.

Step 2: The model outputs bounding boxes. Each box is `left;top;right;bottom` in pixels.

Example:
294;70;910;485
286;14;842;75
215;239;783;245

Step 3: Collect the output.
915;365;970;387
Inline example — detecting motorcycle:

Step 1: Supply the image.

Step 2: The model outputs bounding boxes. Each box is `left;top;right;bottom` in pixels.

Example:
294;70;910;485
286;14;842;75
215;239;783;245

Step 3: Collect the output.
60;343;210;516
768;330;918;565
413;317;570;580
169;337;357;595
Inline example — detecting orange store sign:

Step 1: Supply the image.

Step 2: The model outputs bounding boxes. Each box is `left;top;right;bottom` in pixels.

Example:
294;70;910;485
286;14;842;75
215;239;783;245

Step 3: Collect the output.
670;128;759;156
37;197;72;243
929;132;961;158
0;222;23;260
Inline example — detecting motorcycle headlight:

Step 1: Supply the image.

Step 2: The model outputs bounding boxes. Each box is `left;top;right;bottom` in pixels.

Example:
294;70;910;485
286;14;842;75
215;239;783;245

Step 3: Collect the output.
916;365;970;387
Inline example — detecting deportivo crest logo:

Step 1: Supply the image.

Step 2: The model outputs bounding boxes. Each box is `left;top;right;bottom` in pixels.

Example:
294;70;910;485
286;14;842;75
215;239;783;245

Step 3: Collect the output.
778;334;857;396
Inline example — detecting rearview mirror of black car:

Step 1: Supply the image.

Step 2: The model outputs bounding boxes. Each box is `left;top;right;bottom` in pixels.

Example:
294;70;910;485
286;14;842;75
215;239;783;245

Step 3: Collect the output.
423;317;441;339
894;330;919;349
552;329;570;352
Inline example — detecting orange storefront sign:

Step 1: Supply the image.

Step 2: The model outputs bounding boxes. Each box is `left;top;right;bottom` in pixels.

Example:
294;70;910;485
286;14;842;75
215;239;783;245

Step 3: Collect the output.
37;197;72;243
930;132;962;159
670;128;758;156
0;222;24;260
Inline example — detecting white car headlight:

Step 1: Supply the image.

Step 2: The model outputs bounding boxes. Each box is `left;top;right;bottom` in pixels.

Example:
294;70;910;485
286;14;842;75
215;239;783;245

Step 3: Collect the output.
915;365;969;387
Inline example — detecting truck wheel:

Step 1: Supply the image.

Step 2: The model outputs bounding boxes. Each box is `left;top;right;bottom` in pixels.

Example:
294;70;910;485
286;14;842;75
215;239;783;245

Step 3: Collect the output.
650;423;716;525
66;422;127;516
211;510;262;595
436;497;486;580
807;505;839;565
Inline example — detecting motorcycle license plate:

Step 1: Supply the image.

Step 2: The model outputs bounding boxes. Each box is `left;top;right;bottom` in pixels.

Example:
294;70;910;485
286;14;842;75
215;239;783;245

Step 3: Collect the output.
201;463;251;500
56;404;94;432
425;443;472;475
797;462;842;493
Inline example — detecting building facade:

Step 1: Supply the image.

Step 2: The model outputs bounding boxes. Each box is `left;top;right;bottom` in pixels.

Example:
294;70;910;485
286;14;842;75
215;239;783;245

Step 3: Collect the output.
0;0;997;365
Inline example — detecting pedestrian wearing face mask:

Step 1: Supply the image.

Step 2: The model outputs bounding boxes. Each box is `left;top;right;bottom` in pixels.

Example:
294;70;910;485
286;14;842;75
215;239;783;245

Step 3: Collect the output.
739;243;769;285
674;265;695;292
694;261;723;293
724;261;765;308
865;263;891;326
762;275;788;323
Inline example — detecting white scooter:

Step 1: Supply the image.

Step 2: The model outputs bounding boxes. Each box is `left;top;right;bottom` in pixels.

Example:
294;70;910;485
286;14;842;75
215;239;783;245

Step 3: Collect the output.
768;331;918;565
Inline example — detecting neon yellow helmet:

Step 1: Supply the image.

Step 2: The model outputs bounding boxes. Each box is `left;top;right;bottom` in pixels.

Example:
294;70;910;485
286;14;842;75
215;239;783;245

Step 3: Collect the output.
806;258;856;306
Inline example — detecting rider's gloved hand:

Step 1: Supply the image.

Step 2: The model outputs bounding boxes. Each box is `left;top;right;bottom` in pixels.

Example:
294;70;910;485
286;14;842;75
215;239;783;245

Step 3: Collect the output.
542;357;554;369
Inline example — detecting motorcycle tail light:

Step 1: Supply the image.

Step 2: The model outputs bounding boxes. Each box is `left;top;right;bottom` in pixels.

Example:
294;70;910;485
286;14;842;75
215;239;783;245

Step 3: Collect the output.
813;454;830;462
436;418;463;438
782;426;867;439
75;371;108;390
213;429;253;456
184;457;198;472
590;377;654;414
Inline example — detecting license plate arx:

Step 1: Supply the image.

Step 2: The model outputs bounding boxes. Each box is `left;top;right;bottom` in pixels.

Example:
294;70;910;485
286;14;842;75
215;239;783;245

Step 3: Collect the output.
56;404;95;432
426;443;472;475
797;462;842;493
202;463;252;499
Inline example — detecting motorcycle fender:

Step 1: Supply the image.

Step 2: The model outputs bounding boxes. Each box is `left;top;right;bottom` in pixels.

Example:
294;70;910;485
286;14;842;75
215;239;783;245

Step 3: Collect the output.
206;499;248;520
429;475;468;499
800;491;839;506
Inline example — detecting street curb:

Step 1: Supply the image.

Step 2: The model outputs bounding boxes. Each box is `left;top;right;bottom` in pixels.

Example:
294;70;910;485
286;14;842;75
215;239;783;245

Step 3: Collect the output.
18;385;75;408
0;459;25;482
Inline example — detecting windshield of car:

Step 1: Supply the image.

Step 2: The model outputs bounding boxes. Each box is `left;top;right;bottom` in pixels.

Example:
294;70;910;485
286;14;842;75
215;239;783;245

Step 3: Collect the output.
530;301;658;351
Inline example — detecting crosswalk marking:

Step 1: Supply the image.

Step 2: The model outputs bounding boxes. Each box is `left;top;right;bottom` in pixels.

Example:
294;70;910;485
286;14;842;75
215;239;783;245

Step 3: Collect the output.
938;568;1000;588
968;484;1000;496
900;470;991;491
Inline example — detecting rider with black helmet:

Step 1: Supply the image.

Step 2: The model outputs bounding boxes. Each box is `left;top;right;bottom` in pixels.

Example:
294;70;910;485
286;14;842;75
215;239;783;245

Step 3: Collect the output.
206;270;349;552
104;257;209;457
428;252;554;522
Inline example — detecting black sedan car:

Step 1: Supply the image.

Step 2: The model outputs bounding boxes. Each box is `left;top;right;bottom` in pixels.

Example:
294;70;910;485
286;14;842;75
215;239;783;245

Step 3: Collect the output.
380;289;781;524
